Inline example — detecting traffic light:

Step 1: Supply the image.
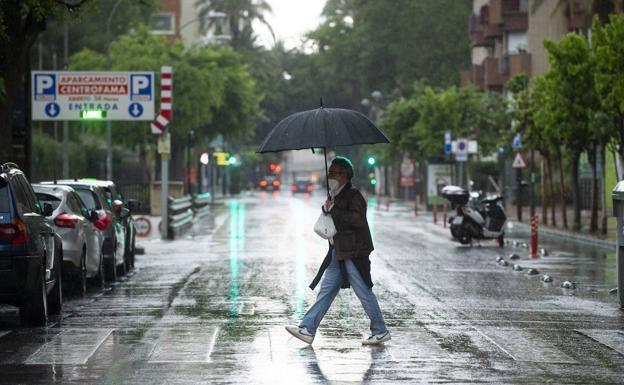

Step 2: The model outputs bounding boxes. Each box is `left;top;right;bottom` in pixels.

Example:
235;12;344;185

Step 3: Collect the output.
367;156;376;166
228;154;239;166
368;172;376;185
269;163;277;171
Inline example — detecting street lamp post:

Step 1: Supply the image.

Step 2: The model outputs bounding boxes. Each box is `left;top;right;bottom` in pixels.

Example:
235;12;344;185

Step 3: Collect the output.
105;0;124;181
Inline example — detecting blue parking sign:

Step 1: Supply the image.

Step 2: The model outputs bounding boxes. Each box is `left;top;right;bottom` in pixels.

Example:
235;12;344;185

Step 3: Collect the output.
34;74;56;101
130;74;152;101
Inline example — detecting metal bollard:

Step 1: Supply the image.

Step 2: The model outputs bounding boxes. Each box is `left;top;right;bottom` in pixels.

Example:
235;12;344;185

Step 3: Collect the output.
414;195;419;216
433;204;438;224
530;215;538;258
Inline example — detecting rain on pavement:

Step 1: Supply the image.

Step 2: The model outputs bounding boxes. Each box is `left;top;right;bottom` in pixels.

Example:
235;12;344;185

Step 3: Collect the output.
0;191;623;384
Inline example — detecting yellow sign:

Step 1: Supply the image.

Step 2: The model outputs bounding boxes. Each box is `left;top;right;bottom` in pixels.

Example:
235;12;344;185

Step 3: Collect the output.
157;133;171;154
214;151;229;166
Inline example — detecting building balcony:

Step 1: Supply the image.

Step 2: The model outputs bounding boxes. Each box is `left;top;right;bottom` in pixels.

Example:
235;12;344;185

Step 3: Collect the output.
460;65;484;89
508;52;531;77
503;11;528;32
483;22;503;38
483;57;506;90
568;11;590;30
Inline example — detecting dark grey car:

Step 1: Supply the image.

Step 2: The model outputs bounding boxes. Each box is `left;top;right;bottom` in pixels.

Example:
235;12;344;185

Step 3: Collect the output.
0;163;62;326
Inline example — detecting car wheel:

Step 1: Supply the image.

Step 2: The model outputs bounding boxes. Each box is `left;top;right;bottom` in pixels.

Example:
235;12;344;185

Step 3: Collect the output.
89;252;105;290
47;243;63;316
104;250;117;282
116;259;126;277
20;261;48;326
76;248;87;295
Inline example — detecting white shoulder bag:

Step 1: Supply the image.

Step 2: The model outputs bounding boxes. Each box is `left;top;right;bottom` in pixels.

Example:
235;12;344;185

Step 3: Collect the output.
314;212;336;239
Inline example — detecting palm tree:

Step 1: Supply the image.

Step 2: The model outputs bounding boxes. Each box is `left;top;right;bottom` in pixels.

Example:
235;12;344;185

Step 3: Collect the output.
195;0;276;50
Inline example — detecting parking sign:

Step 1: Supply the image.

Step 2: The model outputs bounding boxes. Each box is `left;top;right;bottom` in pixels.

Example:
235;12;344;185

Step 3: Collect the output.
31;71;155;121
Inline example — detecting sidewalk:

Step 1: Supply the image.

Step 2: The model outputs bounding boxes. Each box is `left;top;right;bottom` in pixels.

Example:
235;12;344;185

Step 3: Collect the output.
374;196;618;250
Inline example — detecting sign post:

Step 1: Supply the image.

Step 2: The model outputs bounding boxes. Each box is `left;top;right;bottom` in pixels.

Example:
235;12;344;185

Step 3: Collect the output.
152;67;174;240
512;151;527;222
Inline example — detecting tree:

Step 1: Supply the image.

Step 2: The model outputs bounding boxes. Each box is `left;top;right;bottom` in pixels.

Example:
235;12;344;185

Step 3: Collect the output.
0;0;91;163
195;0;275;51
543;34;599;230
69;27;260;181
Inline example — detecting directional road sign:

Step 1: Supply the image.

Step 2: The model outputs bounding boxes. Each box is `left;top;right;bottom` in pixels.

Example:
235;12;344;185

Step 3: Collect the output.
512;133;522;149
32;71;155;121
512;151;527;169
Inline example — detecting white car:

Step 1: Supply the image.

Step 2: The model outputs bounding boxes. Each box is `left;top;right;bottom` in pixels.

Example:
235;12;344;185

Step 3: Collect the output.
33;184;106;294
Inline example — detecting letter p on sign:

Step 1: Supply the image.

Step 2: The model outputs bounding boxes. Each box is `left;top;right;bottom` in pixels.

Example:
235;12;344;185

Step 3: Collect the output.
130;74;152;101
34;74;56;101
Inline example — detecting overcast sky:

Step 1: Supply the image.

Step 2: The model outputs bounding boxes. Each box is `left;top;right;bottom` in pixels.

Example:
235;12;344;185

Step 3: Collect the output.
254;0;326;49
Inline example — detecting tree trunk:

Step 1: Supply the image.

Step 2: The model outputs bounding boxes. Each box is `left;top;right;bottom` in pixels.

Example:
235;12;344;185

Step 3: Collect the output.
557;147;568;229
0;8;45;164
600;144;608;235
570;149;582;231
546;155;557;227
541;155;548;225
589;144;598;233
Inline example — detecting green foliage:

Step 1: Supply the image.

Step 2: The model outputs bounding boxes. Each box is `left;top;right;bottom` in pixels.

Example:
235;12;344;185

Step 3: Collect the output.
381;83;509;161
593;14;624;144
543;34;599;148
305;0;471;108
68;26;260;149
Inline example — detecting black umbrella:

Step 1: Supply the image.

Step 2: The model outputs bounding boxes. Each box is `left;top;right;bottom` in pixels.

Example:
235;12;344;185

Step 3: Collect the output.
257;105;391;195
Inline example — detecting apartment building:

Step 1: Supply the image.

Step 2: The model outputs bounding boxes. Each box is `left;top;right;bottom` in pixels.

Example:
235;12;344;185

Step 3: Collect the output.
460;0;600;93
149;0;230;48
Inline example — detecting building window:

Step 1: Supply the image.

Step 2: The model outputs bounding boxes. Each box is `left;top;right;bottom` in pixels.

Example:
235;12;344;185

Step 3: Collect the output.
150;12;175;35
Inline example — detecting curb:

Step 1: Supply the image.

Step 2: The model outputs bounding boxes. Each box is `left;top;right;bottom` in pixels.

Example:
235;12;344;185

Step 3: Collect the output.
510;221;615;250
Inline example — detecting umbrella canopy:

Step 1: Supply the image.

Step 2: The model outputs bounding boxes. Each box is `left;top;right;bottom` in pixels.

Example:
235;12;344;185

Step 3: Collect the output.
257;107;390;153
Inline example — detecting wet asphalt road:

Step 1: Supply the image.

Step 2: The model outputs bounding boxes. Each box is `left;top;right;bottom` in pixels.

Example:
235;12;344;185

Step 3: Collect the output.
0;190;623;384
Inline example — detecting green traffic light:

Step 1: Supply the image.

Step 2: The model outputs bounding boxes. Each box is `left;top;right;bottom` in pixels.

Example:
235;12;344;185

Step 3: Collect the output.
370;178;377;185
228;156;238;165
368;157;376;166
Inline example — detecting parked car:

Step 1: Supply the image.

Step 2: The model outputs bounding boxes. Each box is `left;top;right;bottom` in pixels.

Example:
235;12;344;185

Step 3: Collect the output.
0;163;62;326
291;180;314;194
42;180;125;281
33;184;105;293
259;176;281;191
80;180;137;271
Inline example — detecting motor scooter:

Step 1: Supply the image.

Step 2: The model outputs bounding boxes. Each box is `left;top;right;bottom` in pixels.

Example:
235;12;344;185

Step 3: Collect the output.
441;185;506;247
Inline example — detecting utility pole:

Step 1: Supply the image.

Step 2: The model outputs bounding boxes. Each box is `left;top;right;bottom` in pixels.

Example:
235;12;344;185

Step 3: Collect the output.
160;129;169;240
62;23;69;179
106;0;124;181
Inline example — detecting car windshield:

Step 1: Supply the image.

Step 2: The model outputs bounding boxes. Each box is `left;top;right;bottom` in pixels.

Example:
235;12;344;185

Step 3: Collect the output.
75;189;100;210
0;183;9;213
35;193;62;210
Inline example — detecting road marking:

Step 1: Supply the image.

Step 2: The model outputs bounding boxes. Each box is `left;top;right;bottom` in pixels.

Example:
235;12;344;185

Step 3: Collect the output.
238;302;255;316
25;328;113;365
576;329;624;356
475;326;578;364
148;326;219;363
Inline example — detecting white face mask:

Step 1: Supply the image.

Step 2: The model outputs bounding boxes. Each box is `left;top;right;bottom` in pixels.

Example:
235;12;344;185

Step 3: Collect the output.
328;178;340;192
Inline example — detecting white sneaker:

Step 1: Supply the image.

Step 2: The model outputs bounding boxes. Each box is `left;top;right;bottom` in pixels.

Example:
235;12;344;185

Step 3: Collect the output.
285;325;314;344
362;331;391;345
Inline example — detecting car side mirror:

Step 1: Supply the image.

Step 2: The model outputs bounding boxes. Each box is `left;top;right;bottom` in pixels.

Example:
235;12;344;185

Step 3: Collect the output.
43;203;54;217
87;209;99;222
126;199;140;211
120;207;130;219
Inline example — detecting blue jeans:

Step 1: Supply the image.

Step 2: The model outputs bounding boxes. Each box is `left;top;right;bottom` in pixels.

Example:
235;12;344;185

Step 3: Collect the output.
300;250;388;335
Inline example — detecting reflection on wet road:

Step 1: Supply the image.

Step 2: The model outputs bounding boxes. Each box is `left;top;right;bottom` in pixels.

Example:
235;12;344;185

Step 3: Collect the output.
0;191;623;384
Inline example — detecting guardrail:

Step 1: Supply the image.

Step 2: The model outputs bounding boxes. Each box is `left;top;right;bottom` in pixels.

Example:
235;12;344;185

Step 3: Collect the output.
167;195;193;239
193;193;211;218
166;193;213;239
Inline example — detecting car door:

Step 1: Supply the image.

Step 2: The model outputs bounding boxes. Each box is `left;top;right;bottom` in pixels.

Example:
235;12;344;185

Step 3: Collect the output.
14;175;54;276
71;192;101;275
